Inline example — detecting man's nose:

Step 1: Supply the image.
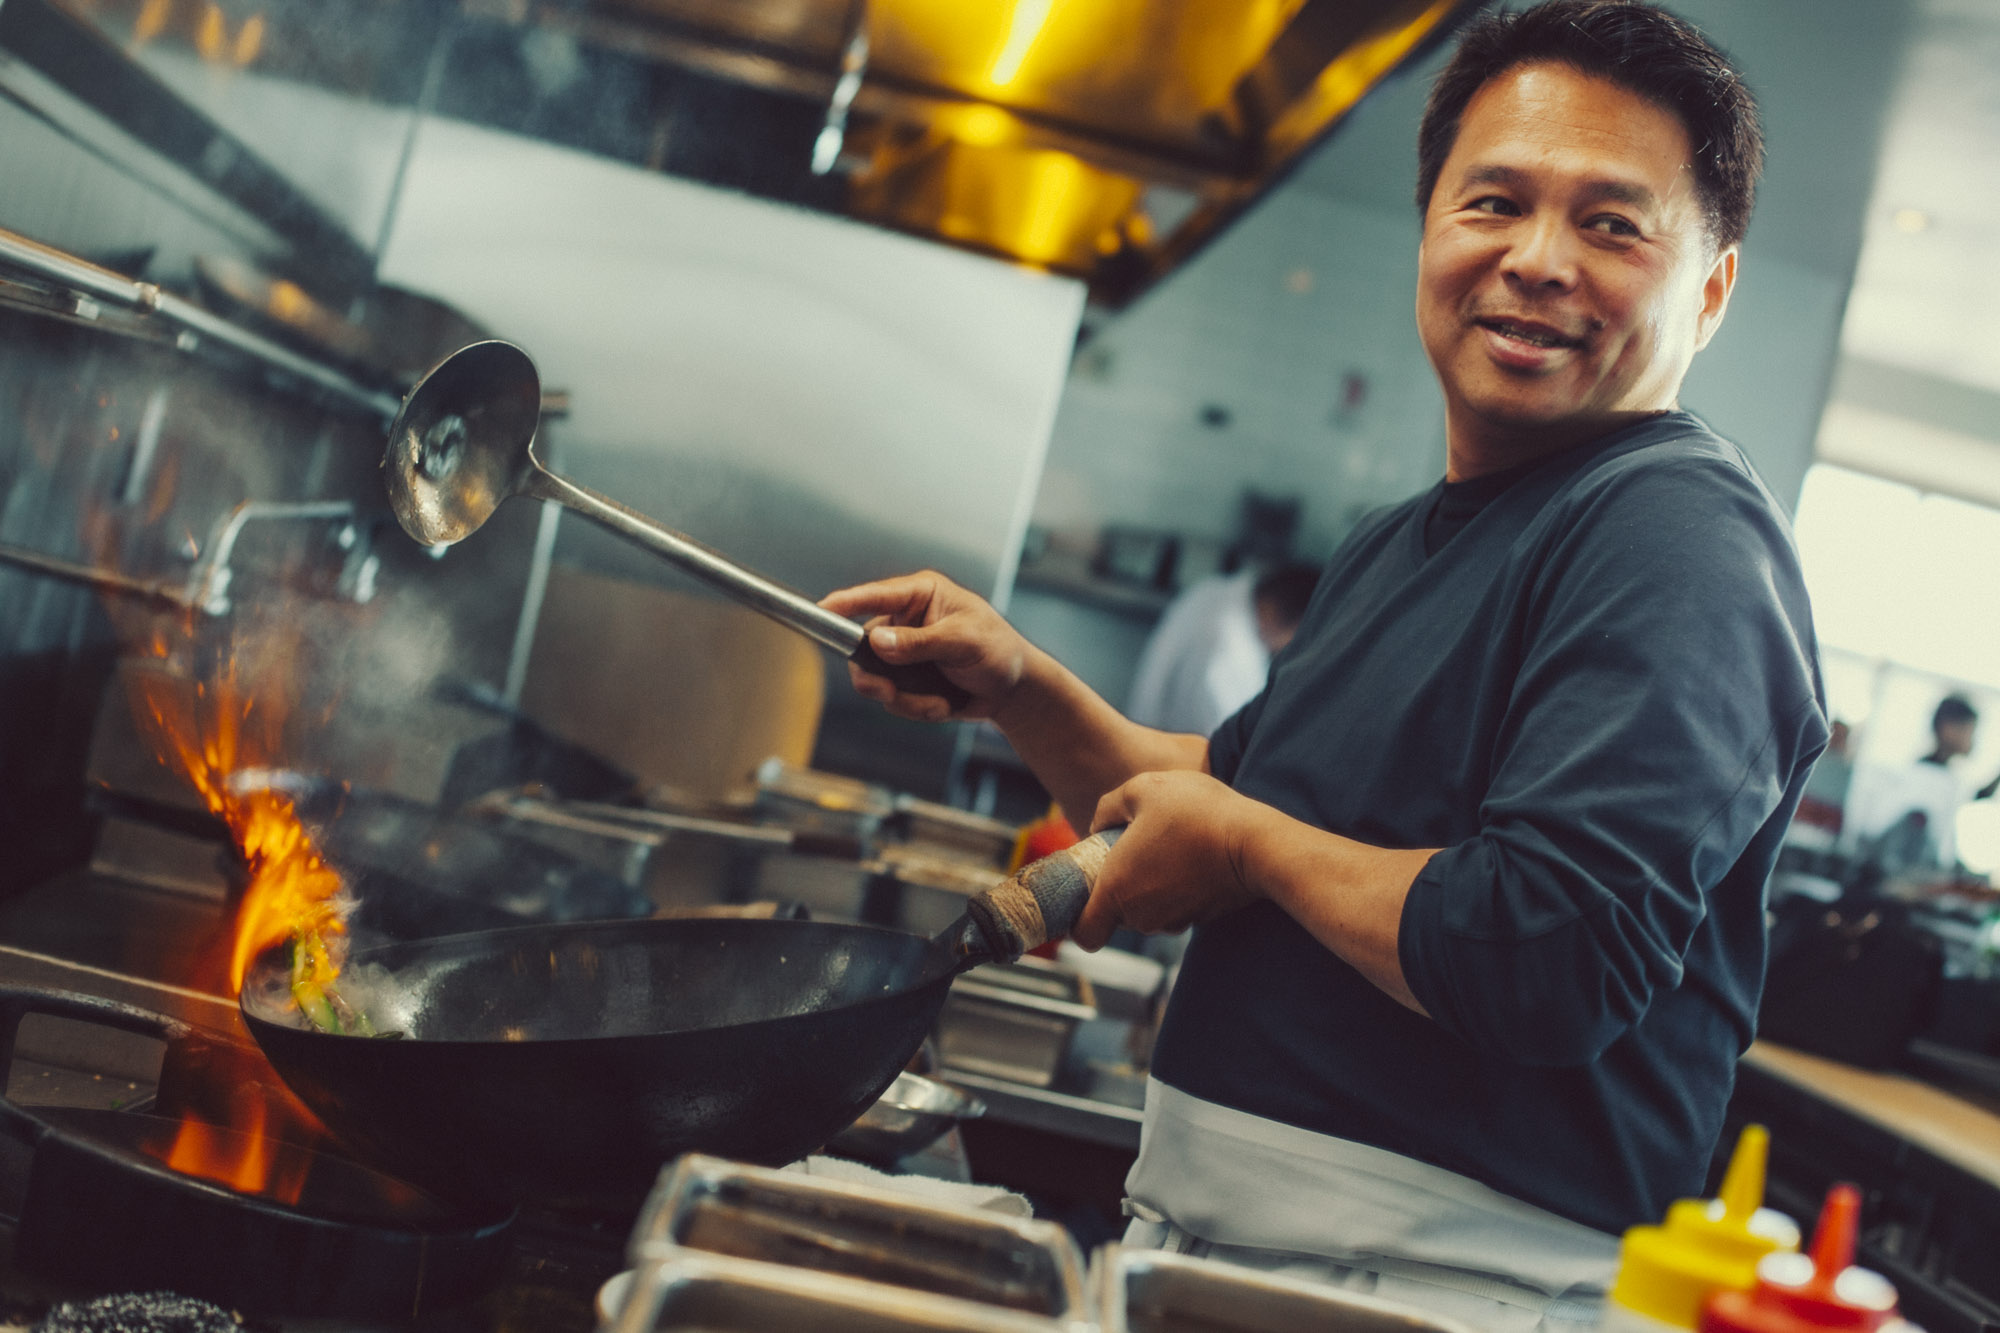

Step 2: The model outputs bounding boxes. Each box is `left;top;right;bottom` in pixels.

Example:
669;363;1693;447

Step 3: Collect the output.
1502;212;1580;290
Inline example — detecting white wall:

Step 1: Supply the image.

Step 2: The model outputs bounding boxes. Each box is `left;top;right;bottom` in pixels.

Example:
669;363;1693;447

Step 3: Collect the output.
1033;192;1446;563
1673;0;1913;510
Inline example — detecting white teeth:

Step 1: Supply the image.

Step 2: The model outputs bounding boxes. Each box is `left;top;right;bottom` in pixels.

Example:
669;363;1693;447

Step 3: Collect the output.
1488;322;1570;348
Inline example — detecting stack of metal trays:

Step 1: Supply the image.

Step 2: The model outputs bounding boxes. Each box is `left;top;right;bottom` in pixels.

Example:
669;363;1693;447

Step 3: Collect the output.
604;1160;1503;1331
606;1253;1065;1332
1090;1245;1482;1333
937;958;1099;1088
614;1154;1090;1330
753;759;896;850
888;794;1019;868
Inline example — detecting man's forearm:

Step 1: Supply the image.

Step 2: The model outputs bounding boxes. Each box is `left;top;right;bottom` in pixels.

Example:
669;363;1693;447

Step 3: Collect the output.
991;644;1209;829
1239;802;1439;1014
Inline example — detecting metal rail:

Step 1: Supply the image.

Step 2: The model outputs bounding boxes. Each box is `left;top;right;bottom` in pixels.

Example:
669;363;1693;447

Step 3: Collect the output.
0;540;196;611
0;502;371;617
0;226;399;419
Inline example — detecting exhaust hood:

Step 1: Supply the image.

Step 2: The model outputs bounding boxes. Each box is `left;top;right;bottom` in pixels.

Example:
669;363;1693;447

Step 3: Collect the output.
10;0;1477;306
527;0;1479;303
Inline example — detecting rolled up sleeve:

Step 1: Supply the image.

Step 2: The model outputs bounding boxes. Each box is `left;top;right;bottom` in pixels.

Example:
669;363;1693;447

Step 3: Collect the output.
1396;462;1824;1066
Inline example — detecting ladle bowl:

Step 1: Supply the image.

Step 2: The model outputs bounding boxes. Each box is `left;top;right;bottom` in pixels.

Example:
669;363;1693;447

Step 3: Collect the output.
384;340;540;547
383;341;968;708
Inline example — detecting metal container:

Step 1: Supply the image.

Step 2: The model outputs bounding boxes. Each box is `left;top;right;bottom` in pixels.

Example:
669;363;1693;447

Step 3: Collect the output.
937;959;1098;1088
754;759;895;850
1091;1245;1482;1333
826;1071;987;1166
745;849;883;923
890;794;1018;868
628;1154;1088;1325
882;848;1012;936
474;792;881;919
1054;942;1166;1025
608;1253;1067;1333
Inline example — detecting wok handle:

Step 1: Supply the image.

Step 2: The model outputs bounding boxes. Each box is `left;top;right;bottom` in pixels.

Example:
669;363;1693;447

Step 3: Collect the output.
961;828;1122;965
0;987;195;1149
848;640;973;711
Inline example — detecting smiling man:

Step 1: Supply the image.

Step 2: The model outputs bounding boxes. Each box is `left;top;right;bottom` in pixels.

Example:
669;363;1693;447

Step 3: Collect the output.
822;3;1826;1328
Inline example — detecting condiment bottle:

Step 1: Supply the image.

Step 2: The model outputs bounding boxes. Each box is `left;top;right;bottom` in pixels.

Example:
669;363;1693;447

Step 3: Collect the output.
1601;1125;1801;1330
1698;1184;1913;1333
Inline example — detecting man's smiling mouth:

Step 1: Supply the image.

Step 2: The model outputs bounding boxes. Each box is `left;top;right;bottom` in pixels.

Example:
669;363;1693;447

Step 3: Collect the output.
1476;317;1585;350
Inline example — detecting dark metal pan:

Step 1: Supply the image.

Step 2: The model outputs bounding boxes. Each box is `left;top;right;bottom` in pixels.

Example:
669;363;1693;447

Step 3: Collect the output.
241;831;1116;1214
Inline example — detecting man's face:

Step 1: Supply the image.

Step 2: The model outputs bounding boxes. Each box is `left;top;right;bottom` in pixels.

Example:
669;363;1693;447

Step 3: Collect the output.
1416;62;1738;469
1939;719;1976;759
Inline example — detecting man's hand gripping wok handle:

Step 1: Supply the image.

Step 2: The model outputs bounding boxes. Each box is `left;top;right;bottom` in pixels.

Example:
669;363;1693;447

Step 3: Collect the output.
965;829;1122;962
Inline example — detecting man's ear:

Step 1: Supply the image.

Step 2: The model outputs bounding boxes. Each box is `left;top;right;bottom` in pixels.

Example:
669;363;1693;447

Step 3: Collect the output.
1692;245;1738;352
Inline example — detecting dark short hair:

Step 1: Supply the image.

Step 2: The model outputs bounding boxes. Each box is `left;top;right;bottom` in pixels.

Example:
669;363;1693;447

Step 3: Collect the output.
1252;564;1321;631
1935;695;1979;732
1414;0;1764;249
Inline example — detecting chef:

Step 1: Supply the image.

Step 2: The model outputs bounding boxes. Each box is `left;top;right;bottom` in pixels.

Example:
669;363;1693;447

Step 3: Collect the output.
824;2;1825;1327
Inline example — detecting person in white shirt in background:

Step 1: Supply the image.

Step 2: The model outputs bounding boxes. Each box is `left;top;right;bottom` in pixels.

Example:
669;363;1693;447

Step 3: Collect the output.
1843;694;2000;873
1125;565;1320;738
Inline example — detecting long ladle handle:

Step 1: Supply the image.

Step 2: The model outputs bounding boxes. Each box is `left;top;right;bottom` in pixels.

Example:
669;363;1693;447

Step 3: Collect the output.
958;828;1122;966
521;466;971;709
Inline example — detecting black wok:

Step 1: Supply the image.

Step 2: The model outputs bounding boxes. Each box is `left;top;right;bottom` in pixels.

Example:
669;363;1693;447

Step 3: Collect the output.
241;830;1116;1214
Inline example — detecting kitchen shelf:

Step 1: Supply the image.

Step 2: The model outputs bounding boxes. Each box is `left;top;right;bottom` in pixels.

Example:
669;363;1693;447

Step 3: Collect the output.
1013;553;1170;621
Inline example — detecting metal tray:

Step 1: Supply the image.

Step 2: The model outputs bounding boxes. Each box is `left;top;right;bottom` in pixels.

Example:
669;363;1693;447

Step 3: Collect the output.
628;1154;1088;1324
608;1252;1066;1332
889;794;1018;867
826;1071;987;1166
937;959;1098;1088
754;759;894;849
1091;1245;1482;1333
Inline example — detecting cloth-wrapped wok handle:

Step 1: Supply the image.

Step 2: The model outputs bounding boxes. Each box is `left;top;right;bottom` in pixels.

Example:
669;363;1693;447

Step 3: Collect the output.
962;828;1122;964
848;638;973;711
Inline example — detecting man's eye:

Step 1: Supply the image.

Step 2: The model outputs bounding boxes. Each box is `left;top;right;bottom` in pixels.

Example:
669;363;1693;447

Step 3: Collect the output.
1469;196;1519;216
1588;214;1640;237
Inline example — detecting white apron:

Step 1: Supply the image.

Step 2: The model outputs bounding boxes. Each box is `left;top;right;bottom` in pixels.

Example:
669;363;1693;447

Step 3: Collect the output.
1123;1078;1620;1331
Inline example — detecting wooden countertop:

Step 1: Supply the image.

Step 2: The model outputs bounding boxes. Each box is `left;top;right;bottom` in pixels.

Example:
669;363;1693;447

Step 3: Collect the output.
1742;1040;2000;1189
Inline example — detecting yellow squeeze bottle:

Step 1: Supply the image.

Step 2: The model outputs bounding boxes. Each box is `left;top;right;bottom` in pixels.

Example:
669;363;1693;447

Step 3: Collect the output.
1600;1125;1802;1331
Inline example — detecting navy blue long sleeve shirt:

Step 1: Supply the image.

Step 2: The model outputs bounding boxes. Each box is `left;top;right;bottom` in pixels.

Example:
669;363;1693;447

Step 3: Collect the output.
1149;412;1826;1235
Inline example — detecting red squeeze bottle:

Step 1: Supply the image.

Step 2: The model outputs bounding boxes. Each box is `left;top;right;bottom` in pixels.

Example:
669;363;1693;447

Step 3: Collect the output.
1698;1185;1904;1333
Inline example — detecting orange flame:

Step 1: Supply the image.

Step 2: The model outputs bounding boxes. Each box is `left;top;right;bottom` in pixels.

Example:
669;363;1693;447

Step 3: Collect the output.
127;622;349;993
225;788;346;992
117;620;350;1203
157;1097;312;1206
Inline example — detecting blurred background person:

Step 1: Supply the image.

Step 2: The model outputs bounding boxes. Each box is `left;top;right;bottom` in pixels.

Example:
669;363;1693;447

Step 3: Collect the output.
1843;694;2000;875
1125;563;1319;738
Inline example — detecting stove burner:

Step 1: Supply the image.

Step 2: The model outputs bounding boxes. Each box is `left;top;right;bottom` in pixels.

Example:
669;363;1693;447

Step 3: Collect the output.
35;1107;470;1229
33;1291;251;1333
0;987;515;1321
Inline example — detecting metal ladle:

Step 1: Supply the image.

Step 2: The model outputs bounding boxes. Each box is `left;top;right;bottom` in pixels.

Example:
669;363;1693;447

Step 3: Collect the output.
383;341;969;708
